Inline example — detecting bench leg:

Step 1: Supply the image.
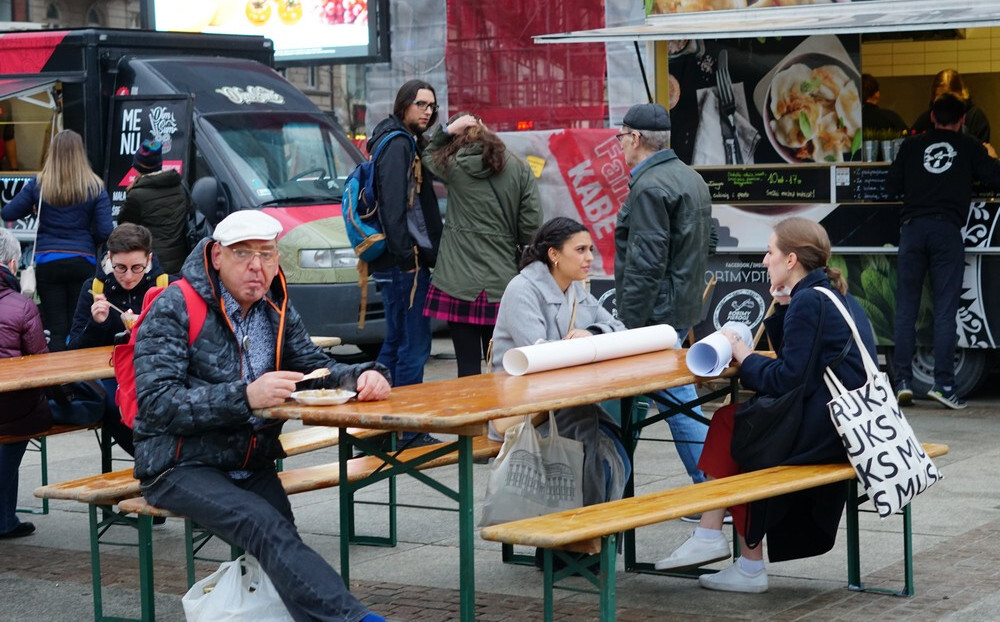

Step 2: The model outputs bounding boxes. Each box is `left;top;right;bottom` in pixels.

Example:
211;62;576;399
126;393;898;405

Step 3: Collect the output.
16;438;48;515
540;534;618;622
845;479;916;597
599;534;617;622
88;504;106;621
185;519;196;587
136;515;156;622
543;549;554;622
847;480;862;590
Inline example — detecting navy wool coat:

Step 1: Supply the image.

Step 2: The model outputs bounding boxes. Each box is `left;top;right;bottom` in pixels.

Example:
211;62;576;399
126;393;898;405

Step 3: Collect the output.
737;268;877;562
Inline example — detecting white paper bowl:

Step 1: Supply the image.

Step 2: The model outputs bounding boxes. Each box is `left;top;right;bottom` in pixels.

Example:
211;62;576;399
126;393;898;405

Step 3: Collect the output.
290;389;356;406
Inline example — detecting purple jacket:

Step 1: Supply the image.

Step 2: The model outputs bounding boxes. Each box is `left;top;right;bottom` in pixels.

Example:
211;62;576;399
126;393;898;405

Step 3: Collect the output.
0;266;52;435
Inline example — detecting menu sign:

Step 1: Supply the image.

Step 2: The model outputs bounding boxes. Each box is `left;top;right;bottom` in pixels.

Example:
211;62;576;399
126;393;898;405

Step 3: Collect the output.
833;165;893;203
697;166;832;203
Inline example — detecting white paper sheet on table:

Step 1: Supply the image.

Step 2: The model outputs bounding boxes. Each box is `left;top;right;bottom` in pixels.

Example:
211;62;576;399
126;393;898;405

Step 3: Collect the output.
502;325;678;376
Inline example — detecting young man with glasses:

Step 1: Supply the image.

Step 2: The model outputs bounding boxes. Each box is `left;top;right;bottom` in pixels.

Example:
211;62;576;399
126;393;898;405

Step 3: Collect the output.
364;79;445;448
131;210;391;621
66;223;170;456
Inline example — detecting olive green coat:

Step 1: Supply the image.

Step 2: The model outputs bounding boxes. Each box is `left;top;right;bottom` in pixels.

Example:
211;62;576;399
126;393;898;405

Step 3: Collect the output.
422;125;542;302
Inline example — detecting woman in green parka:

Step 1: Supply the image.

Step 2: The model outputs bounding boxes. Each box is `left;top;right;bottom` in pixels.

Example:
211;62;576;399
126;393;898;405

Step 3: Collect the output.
422;113;542;376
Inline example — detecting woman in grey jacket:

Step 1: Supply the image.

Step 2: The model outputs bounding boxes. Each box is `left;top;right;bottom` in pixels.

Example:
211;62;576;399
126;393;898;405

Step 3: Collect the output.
423;113;541;377
490;217;630;509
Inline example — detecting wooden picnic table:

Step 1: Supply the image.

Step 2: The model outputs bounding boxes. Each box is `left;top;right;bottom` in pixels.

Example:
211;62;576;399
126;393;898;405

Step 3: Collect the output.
258;347;735;621
0;346;115;392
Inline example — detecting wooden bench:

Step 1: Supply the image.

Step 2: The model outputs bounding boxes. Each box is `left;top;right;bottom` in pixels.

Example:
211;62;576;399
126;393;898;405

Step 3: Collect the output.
2;423;108;514
481;442;949;622
39;434;502;622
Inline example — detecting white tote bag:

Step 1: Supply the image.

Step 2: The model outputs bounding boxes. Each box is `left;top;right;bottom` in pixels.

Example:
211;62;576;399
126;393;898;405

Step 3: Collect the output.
480;412;585;526
815;288;942;519
182;555;293;622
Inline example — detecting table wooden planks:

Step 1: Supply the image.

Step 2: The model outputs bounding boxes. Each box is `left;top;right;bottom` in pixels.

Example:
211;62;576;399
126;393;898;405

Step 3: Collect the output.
259;348;737;432
0;346;114;392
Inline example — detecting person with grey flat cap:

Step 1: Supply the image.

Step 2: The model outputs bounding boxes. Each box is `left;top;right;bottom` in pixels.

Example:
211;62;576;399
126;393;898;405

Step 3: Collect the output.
613;103;714;490
131;210;391;621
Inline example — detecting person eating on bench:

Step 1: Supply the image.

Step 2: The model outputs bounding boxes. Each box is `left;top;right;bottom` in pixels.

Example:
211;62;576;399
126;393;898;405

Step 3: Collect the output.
67;223;170;457
654;217;876;593
131;210;391;621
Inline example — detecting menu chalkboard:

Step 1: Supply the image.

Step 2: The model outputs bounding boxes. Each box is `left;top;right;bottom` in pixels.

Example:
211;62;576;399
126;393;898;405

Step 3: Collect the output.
696;166;832;204
833;165;892;203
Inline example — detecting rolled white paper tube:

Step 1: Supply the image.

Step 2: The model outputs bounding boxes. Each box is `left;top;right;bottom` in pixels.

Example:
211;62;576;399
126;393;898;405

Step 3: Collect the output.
722;321;753;346
501;324;678;376
502;337;598;376
686;331;733;377
587;324;678;359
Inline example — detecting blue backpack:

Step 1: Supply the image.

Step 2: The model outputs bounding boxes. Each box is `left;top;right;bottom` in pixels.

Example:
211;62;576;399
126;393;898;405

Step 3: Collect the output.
342;130;416;263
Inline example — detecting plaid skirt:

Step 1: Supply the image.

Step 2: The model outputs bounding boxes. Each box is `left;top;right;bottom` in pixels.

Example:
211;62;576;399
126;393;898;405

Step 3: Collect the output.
423;284;499;326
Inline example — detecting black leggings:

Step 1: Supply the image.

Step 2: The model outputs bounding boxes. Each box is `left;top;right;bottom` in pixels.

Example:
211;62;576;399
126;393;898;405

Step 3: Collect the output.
448;321;494;377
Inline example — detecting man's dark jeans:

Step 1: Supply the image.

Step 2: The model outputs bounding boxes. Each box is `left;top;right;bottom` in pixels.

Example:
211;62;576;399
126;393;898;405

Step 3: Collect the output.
893;217;965;388
373;265;432;387
142;465;369;622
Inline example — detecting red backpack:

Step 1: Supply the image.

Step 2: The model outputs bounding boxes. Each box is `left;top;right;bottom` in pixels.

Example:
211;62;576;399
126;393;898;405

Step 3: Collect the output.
113;279;207;428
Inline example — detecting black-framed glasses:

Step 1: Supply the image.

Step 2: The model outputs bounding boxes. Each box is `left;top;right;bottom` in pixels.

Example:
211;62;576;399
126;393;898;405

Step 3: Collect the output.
112;263;148;275
615;131;635;144
227;246;279;265
413;100;439;112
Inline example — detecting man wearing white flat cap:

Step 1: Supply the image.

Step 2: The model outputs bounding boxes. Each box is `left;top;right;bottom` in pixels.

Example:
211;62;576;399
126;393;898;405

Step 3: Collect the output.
132;209;391;621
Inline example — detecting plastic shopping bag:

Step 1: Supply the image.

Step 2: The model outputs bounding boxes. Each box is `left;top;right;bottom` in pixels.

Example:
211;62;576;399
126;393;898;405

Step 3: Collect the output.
480;412;584;526
182;555;293;622
19;265;36;298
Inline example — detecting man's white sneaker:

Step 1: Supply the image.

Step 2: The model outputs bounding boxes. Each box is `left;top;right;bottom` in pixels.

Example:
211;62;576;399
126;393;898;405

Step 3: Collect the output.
698;562;768;593
653;533;730;571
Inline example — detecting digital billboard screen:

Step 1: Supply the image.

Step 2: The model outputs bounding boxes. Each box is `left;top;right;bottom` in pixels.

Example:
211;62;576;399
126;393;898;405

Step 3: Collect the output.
144;0;387;65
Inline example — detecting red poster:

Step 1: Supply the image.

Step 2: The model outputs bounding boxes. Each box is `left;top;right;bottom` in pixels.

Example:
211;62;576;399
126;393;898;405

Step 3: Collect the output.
547;130;630;273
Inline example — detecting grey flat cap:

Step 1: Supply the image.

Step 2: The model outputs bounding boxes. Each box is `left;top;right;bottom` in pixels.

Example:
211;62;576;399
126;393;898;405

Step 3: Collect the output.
622;103;671;131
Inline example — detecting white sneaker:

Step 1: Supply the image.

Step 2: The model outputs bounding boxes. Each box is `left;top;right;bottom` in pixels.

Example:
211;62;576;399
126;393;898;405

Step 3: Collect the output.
654;533;730;570
698;562;768;593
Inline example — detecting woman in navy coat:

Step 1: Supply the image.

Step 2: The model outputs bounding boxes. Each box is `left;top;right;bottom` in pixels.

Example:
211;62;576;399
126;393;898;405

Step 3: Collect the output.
655;217;877;593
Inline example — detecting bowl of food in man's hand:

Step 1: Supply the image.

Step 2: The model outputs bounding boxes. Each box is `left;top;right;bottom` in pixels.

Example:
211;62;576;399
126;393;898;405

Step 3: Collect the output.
290;389;356;405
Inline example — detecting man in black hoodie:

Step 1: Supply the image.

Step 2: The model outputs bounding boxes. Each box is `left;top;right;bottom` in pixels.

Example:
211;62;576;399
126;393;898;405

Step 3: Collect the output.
366;79;444;446
888;93;1000;409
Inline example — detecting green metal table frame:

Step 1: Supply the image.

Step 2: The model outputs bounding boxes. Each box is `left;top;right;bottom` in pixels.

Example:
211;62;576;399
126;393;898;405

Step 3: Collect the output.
85;503;240;622
338;429;477;621
17;426;112;515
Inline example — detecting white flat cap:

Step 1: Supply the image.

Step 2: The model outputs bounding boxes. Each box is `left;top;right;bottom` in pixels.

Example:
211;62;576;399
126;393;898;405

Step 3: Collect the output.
213;210;282;246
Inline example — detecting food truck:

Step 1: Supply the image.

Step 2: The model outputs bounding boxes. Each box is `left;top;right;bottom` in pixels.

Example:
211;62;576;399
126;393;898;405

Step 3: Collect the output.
0;28;384;353
523;0;1000;397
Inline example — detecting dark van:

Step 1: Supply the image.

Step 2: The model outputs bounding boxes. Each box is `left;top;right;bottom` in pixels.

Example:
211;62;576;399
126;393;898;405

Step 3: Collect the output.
0;28;384;352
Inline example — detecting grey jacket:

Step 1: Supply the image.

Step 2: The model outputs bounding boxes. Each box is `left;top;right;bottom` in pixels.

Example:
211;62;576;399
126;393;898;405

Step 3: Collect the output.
131;239;388;482
614;149;712;330
491;261;624;369
491;260;628;505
